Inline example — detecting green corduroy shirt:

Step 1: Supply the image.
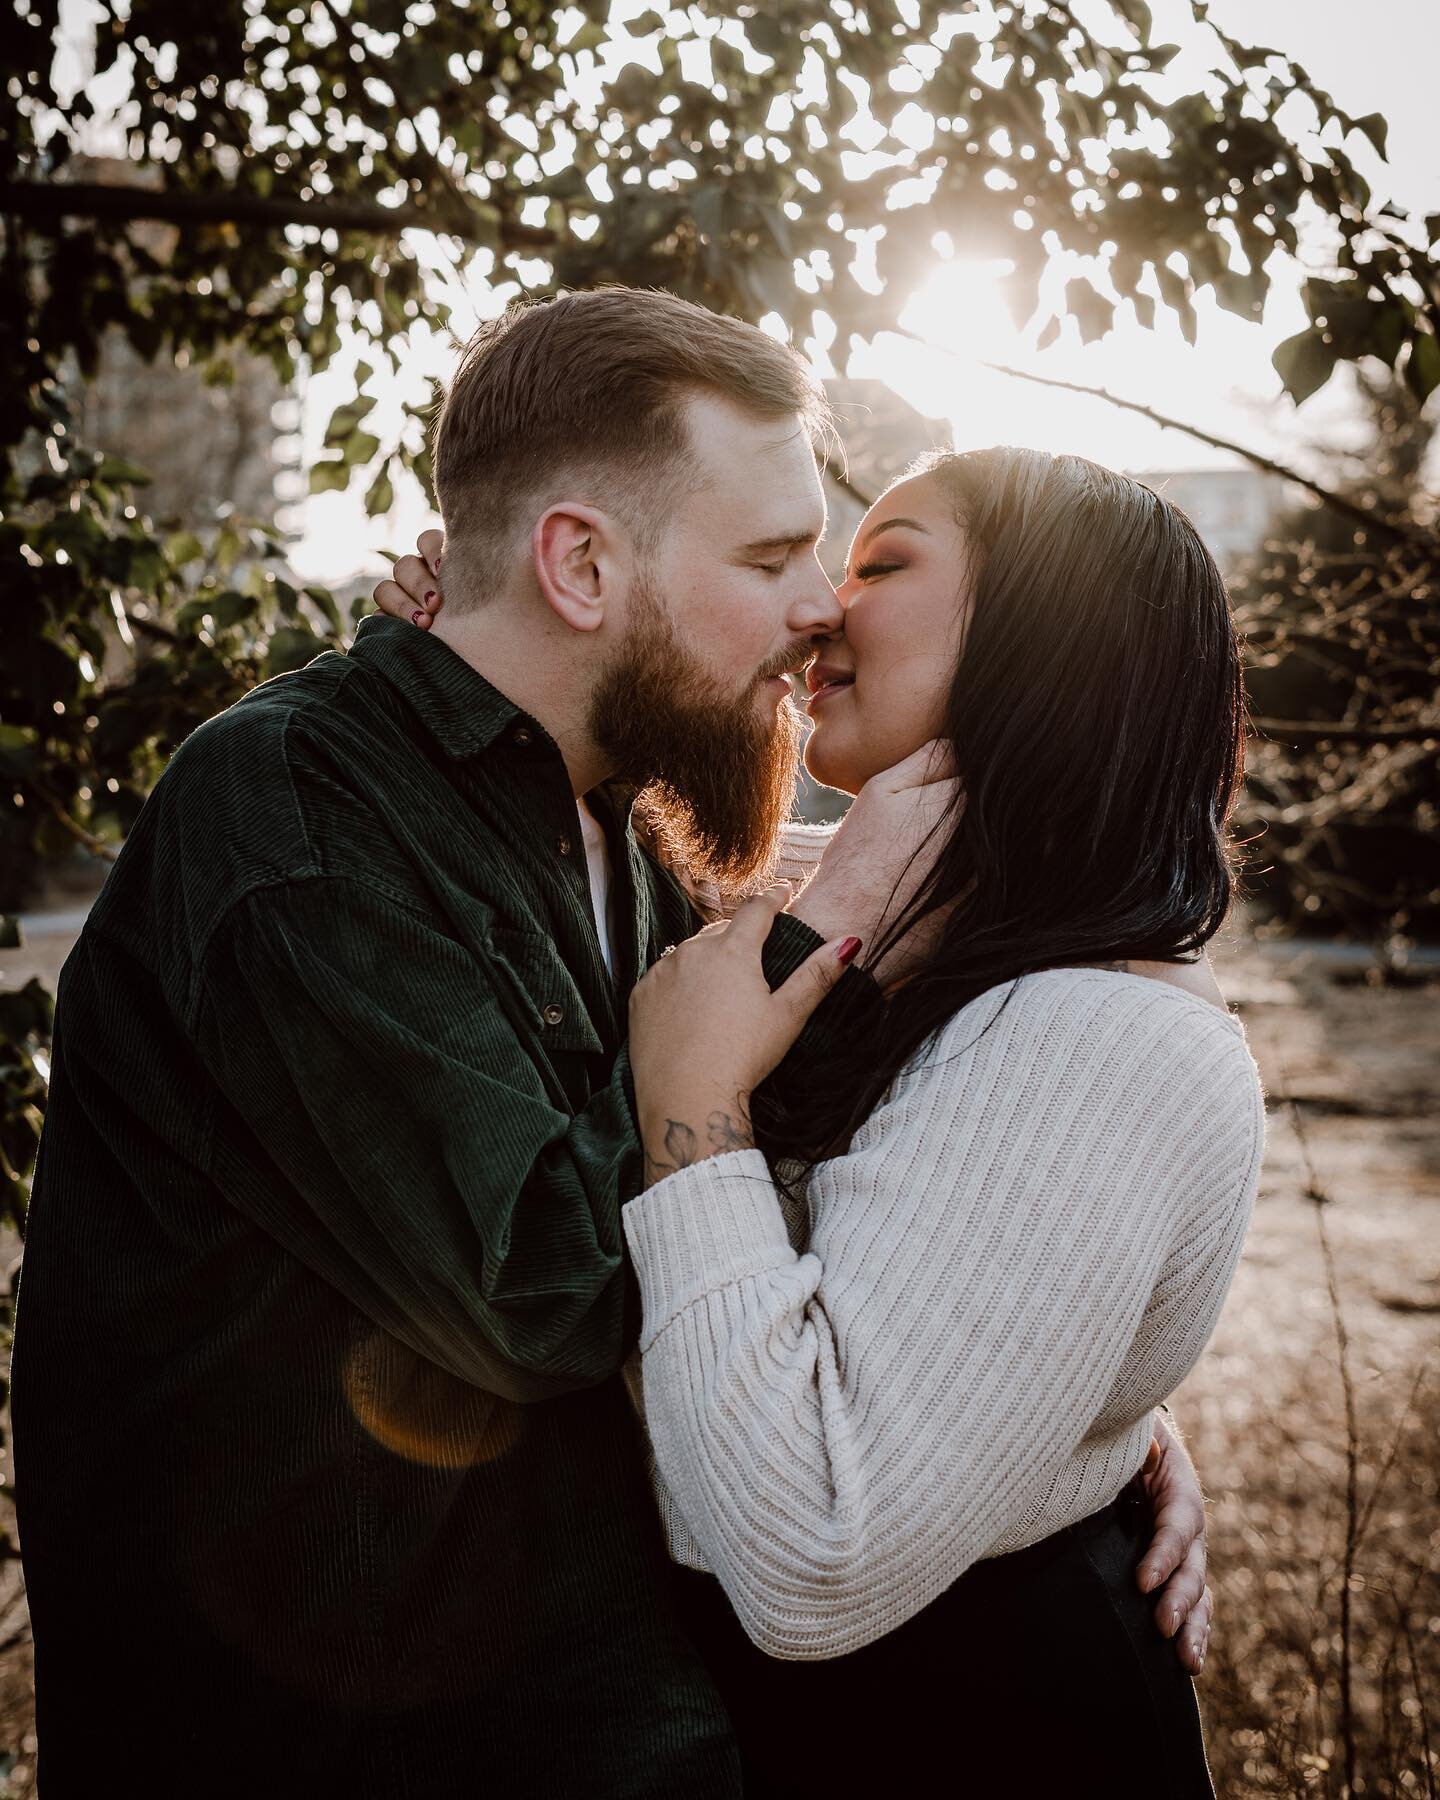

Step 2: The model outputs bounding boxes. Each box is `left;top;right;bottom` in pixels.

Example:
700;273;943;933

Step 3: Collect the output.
13;613;850;1798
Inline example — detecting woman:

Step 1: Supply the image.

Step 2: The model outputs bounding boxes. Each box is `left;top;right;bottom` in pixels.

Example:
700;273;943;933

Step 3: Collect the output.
377;447;1262;1797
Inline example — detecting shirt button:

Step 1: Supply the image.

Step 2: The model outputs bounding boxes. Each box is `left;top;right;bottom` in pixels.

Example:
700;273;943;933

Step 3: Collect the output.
542;1003;565;1027
556;835;573;857
512;726;533;747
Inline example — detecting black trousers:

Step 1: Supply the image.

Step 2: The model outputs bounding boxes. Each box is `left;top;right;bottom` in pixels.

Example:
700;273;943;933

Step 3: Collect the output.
668;1478;1216;1799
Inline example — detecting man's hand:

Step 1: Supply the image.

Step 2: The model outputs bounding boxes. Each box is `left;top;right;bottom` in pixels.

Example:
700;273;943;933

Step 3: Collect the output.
788;740;959;979
1136;1412;1213;1677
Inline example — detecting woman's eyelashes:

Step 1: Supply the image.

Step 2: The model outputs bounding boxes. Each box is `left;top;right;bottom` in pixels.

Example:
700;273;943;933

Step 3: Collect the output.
851;559;904;582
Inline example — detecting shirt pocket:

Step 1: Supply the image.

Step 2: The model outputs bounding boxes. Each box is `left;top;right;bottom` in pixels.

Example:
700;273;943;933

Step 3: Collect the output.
485;923;606;1059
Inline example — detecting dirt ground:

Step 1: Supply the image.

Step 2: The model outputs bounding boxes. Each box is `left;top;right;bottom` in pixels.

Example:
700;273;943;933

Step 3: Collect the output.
0;916;1435;1797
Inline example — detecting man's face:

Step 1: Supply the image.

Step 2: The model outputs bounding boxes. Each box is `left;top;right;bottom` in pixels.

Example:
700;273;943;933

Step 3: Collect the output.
647;391;841;709
587;392;842;893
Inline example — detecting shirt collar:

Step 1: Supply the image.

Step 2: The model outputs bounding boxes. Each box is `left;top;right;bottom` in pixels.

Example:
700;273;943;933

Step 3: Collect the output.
348;613;526;759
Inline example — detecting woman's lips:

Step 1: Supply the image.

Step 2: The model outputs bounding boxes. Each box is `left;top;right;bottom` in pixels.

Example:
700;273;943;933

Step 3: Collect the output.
805;679;853;712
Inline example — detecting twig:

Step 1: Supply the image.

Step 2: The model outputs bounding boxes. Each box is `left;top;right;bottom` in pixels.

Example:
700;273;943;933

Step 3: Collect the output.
0;180;552;251
1398;1596;1438;1800
1251;717;1439;746
1286;1078;1361;1800
972;351;1434;552
1355;1358;1433;1550
869;324;1434;552
823;458;876;513
39;793;118;863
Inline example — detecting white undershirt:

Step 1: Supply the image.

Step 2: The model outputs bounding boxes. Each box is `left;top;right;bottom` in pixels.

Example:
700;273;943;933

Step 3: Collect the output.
575;795;616;976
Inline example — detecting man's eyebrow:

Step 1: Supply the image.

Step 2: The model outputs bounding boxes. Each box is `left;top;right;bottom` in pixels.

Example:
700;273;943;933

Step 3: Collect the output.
858;516;932;552
738;527;825;556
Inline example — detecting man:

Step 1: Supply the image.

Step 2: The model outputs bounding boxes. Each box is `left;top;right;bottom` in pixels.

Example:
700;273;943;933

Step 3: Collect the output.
14;286;1208;1796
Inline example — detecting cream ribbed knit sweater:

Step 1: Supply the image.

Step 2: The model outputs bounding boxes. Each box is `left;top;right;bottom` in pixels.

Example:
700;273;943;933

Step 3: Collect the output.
620;961;1264;1662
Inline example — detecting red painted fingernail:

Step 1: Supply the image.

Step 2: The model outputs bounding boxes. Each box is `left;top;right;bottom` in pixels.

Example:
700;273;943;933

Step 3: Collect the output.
424;590;437;604
837;936;862;966
411;610;426;626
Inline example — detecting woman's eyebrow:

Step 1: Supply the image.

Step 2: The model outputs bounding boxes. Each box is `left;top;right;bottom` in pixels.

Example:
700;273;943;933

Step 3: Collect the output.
857;517;931;553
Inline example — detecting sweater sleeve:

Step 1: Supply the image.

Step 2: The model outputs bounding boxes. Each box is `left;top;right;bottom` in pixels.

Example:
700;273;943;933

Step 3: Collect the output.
621;971;1262;1659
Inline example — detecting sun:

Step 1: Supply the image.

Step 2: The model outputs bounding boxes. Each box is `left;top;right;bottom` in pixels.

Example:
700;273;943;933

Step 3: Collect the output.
898;257;1025;365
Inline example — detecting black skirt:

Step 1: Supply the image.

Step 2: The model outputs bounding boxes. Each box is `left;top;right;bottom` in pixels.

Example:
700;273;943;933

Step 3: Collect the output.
667;1477;1217;1800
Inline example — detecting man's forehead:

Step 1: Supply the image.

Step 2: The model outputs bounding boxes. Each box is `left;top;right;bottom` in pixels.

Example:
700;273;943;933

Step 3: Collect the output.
683;403;827;538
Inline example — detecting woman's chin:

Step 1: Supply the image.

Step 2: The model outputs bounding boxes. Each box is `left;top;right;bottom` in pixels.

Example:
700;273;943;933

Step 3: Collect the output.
802;734;861;797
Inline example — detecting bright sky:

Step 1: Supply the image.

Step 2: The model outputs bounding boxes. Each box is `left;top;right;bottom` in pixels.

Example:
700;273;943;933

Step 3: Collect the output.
63;0;1436;581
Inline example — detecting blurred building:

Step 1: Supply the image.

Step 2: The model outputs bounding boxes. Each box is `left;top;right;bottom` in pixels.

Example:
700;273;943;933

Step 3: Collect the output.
70;158;296;527
1127;467;1293;572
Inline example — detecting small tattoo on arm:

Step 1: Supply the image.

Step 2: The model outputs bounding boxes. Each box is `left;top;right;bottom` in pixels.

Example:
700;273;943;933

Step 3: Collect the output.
644;1119;700;1185
706;1109;754;1154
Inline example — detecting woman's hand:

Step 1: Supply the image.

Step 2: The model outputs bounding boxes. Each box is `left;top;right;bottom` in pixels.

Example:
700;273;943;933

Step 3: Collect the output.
1136;1414;1214;1677
373;529;446;629
789;739;960;989
629;886;860;1187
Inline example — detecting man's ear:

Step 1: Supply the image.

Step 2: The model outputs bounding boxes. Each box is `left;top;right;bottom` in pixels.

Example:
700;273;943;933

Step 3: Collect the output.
532;503;623;634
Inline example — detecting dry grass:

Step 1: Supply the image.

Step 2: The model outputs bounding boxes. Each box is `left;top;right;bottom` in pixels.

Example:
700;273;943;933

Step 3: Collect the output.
1176;936;1439;1798
0;925;1435;1797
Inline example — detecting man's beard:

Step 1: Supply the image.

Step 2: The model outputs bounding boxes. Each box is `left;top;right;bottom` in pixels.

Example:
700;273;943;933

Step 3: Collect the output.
587;573;807;897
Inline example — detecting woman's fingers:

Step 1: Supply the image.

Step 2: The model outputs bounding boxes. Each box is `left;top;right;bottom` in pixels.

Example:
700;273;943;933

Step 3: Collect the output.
373;578;431;628
372;554;442;626
394;553;442;612
1146;1530;1210;1678
418;527;445;580
773;934;862;1032
1178;1584;1213;1678
725;882;794;948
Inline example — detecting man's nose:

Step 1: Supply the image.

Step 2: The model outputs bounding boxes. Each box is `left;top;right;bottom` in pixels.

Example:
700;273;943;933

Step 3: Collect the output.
787;558;845;638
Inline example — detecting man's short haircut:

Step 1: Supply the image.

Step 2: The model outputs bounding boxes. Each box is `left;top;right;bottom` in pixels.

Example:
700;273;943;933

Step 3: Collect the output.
431;285;834;603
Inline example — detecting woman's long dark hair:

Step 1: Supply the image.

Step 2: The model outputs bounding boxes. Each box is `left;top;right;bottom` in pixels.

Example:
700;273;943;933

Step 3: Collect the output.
752;445;1248;1183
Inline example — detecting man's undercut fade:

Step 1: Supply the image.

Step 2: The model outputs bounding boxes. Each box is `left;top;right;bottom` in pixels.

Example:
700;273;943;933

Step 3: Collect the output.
431;285;834;603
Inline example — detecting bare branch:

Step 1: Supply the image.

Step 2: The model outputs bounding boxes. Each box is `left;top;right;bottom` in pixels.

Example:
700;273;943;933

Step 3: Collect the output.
886;328;1435;554
0;180;554;251
1251;717;1440;745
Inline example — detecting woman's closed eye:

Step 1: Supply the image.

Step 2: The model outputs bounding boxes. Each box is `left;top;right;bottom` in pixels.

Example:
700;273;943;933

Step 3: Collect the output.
851;559;905;582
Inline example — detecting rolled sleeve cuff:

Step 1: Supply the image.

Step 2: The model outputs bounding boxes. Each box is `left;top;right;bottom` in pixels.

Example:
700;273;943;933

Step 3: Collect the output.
760;910;827;985
622;1149;794;1348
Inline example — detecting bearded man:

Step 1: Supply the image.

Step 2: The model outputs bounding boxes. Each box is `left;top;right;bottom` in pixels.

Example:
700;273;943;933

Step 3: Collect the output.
13;286;1209;1798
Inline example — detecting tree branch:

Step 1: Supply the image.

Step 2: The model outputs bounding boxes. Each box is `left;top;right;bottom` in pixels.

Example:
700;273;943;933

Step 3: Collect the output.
1250;717;1438;745
962;348;1437;554
823;457;876;513
0;181;554;251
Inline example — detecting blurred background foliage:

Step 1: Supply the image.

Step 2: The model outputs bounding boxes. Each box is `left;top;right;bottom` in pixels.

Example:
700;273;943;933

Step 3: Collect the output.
1;0;1438;1221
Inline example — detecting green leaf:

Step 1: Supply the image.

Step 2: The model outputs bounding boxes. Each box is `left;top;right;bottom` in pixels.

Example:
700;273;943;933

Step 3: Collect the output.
0;725;38;777
1272;328;1339;404
95;456;152;486
344;431;382;467
1405;331;1440;403
265;626;320;678
364;464;395;516
1064;277;1114;345
164;531;205;567
323;398;376;449
310;458;351;494
304;586;343;635
1113;0;1153;45
1348;112;1389;159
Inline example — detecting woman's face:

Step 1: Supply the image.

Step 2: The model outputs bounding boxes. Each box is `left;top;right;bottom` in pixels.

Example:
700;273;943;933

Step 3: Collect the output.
803;472;973;794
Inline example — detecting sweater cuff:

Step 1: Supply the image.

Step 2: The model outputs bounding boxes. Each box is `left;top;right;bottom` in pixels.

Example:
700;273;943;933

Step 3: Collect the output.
622;1149;795;1348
